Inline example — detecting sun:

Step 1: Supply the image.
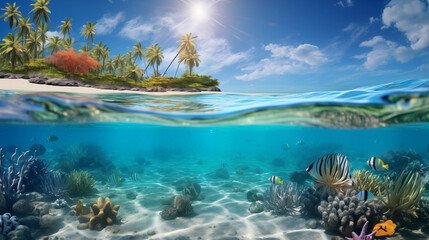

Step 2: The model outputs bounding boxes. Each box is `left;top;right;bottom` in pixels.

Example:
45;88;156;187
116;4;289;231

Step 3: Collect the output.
191;1;211;22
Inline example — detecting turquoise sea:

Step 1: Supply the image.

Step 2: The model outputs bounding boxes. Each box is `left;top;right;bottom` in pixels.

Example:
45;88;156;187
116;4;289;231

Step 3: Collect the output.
0;78;428;239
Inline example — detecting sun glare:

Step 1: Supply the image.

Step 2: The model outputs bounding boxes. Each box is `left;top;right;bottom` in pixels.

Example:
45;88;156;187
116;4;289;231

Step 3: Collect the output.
191;2;210;22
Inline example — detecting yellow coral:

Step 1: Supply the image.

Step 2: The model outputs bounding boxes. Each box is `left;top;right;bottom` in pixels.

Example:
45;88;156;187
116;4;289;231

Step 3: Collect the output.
352;170;388;196
380;171;425;217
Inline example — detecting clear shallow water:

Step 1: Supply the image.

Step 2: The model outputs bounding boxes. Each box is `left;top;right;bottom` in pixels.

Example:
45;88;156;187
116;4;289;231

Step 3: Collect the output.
0;79;428;239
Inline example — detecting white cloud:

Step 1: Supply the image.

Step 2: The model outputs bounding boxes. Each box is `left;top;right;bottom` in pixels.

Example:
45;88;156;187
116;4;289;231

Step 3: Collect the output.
369;17;379;23
342;23;368;42
119;13;249;74
236;43;327;81
337;0;353;7
382;0;429;50
46;31;61;38
359;36;413;69
96;12;125;35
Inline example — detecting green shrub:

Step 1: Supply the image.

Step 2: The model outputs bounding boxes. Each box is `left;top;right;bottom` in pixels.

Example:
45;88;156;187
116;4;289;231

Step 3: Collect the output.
142;74;219;88
68;170;96;196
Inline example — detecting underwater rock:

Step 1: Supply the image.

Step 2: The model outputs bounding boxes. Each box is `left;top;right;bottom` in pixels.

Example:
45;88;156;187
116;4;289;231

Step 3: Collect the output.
264;183;303;215
19;216;40;229
0;213;19;235
32;202;50;216
173;195;193;217
29;144;46;156
39;215;57;231
381;149;428;176
289;170;312;185
126;192;137;200
161;206;178;220
317;190;386;237
147;230;156;236
211;168;230;179
247;190;263;202
305;220;319;229
182;183;201;200
248;202;264;213
77;223;89;230
83;197;121;230
6;225;32;240
12;199;34;216
172;177;197;191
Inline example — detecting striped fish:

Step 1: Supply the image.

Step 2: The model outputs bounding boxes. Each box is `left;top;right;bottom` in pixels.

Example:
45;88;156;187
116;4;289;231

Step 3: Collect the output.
268;175;283;184
129;173;142;182
306;153;352;183
367;157;388;171
356;190;375;201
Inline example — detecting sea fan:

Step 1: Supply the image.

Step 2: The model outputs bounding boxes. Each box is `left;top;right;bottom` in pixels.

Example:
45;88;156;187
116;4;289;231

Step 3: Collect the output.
264;182;303;215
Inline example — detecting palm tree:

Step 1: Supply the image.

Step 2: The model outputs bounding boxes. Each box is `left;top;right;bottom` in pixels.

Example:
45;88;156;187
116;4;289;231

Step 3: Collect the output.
126;64;144;82
174;52;186;77
81;21;97;49
79;45;92;53
101;46;110;73
17;17;32;64
162;33;197;77
61;36;77;50
47;36;61;54
113;54;122;74
29;0;51;58
145;43;163;77
26;30;41;58
183;48;201;75
37;21;51;57
0;33;24;70
105;59;114;74
59;17;72;38
131;42;145;63
0;2;22;30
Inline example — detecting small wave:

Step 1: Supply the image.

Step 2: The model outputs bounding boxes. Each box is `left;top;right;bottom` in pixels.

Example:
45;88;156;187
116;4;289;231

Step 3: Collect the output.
0;79;428;128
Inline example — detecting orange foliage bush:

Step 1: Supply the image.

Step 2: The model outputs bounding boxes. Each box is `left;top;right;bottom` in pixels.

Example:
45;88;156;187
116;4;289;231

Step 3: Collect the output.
47;49;100;74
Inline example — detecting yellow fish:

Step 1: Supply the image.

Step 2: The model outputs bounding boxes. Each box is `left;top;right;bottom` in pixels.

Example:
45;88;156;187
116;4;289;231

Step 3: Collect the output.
372;220;396;237
236;168;243;175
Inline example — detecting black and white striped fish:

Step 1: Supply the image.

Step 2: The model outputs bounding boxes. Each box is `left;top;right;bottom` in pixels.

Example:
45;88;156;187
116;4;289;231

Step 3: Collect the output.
306;153;352;182
367;157;388;171
268;175;283;184
356;190;375;201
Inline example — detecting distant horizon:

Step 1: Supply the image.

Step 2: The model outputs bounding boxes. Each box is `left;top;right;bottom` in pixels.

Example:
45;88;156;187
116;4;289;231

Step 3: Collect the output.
1;0;429;93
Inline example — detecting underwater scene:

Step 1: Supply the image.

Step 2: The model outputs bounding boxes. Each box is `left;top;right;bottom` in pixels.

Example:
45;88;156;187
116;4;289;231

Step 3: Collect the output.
0;79;428;240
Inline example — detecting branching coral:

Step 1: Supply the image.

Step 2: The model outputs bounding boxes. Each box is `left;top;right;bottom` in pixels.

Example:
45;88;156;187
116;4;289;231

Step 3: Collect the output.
380;171;424;218
67;170;96;196
75;197;121;230
317;190;386;237
353;170;388;196
41;171;69;198
299;185;322;217
263;182;303;215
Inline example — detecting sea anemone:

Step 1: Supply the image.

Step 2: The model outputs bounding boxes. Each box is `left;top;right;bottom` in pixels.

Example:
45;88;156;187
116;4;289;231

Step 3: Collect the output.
353;170;388;196
263;182;303;215
67;170;96;196
379;171;425;218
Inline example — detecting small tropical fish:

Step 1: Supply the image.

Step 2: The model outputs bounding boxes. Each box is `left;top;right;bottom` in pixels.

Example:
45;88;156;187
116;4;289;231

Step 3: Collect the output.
356;190;375;201
295;140;305;146
236;168;243;175
268;175;283;184
372;220;396;237
197;160;206;165
46;135;59;142
367;157;389;171
281;144;291;151
130;173;142;181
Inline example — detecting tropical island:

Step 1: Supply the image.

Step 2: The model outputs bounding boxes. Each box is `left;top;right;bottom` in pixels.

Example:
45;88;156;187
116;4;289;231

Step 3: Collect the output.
0;0;220;92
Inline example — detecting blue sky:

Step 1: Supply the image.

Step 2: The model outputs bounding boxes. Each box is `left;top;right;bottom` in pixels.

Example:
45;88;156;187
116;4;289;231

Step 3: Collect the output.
2;0;429;92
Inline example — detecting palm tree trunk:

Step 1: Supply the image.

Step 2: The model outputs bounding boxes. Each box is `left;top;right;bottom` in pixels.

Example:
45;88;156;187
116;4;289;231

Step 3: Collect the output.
143;63;151;78
174;62;181;78
86;38;89;49
21;35;25;65
162;47;182;77
42;41;45;58
34;30;38;58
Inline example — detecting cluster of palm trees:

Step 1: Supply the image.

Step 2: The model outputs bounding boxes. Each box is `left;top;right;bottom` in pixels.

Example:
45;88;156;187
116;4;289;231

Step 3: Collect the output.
0;0;202;81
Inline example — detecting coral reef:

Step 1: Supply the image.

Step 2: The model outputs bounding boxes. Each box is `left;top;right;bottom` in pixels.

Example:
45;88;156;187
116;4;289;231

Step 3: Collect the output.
299;185;322;218
0;213;19;235
352;170;388;196
67;170;96;196
317;190;386;237
21;155;50;192
289;170;312;185
380;171;424;218
0;149;34;209
75;197;121;230
41;171;69;198
381;149;428;176
345;221;377;240
263;182;303;215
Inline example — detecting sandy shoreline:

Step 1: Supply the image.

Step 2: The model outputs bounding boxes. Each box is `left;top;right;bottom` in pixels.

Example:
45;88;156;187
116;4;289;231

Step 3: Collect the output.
0;78;278;96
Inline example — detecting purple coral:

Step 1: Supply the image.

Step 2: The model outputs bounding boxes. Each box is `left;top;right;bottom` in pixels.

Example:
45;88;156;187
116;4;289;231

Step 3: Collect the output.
345;221;377;240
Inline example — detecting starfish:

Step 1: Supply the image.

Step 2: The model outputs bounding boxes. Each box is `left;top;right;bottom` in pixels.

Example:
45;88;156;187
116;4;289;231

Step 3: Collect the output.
345;221;377;240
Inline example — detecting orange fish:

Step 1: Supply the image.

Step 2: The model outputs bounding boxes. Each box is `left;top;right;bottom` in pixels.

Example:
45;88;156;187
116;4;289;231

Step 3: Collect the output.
372;220;396;237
